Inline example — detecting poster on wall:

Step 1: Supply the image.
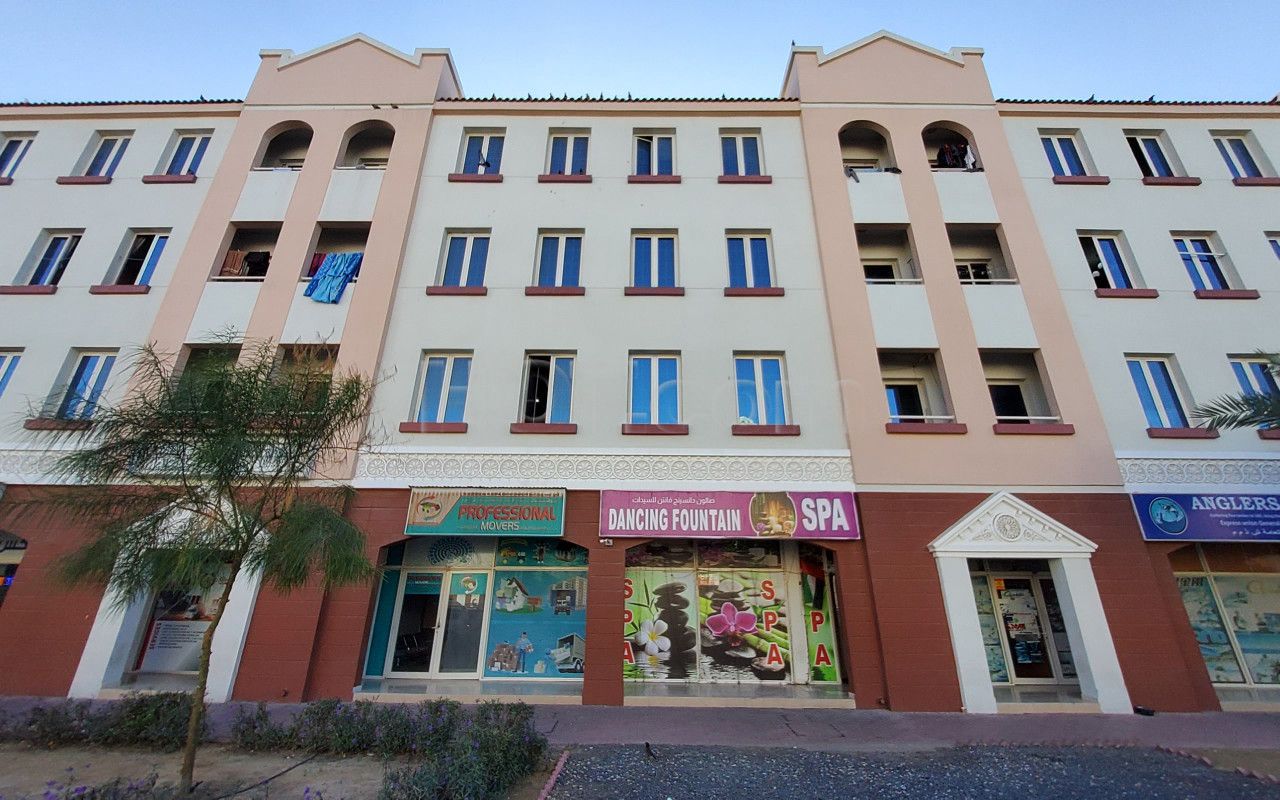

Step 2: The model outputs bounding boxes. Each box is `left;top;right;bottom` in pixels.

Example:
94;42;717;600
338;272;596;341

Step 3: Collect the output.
1133;494;1280;542
601;491;859;540
971;576;1010;683
799;546;840;683
496;538;588;567
1176;576;1246;683
406;489;566;537
624;570;699;680
484;569;588;678
136;576;227;674
1214;575;1280;684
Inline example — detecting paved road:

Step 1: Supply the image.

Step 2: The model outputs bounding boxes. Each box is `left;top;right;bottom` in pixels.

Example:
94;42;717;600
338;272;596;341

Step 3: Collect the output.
549;744;1278;800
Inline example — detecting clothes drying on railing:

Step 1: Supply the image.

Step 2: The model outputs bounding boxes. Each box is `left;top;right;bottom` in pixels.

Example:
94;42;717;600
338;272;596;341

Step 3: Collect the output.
304;251;363;303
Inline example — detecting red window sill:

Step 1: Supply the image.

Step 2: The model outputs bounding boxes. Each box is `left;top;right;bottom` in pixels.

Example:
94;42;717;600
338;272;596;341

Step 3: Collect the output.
622;423;690;435
724;287;784;297
1259;429;1280;440
142;173;197;184
56;175;111;185
885;422;968;434
625;286;685;296
1052;175;1111;185
525;286;585;296
538;174;592;183
1147;427;1219;439
1233;177;1280;187
993;423;1076;435
399;422;468;433
0;285;57;295
1194;289;1260;300
628;174;681;184
731;424;800;436
24;418;93;431
426;285;487;296
718;175;773;184
0;177;12;186
448;173;503;183
1095;288;1158;298
89;284;151;295
1142;176;1201;186
510;422;578;434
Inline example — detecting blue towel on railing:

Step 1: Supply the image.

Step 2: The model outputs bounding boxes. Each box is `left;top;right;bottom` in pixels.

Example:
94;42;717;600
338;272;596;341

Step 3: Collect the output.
304;252;363;304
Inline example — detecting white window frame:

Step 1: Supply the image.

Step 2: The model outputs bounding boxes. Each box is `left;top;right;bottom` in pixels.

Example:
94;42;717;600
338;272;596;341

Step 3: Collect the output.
726;231;775;289
1229;357;1279;398
720;130;764;176
633;131;675;176
413;352;471;424
628;353;682;425
545;130;590;175
436;231;490;287
82;131;132;177
734;353;790;425
1268;234;1280;262
1172;234;1234;291
1127;356;1191;429
24;230;83;286
883;379;931;423
458;130;504;175
55;350;118;420
0;350;21;400
534;231;583;287
111;230;171;286
862;258;922;284
1125;131;1179;178
1038;130;1090;177
162;130;213;177
1211;132;1268;179
520;353;575;424
1078;232;1138;290
956;260;996;284
630;230;679;288
0;133;35;179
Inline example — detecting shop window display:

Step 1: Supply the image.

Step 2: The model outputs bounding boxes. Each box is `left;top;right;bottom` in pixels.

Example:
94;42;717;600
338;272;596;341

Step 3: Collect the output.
1178;572;1280;686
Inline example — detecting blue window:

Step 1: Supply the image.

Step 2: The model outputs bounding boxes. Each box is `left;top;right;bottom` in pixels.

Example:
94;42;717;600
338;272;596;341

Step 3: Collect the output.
1078;234;1133;290
1214;135;1264;179
28;233;82;286
721;133;762;176
415;353;471;424
726;233;773;288
0;352;20;400
632;233;677;288
1270;237;1280;262
460;132;504;175
735;354;788;425
630;354;680;425
1126;357;1189;429
115;233;168;286
1126;133;1176;178
1174;236;1229;291
84;134;131;178
439;233;489;287
635;133;674;176
0;135;33;179
57;351;117;420
1040;133;1087;177
166;133;211;176
884;383;926;422
535;233;582;288
1231;357;1279;398
548;133;589;175
521;354;574;424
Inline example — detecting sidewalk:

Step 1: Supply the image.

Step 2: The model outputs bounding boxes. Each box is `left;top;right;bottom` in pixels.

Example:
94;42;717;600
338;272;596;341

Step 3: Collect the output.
535;707;1280;752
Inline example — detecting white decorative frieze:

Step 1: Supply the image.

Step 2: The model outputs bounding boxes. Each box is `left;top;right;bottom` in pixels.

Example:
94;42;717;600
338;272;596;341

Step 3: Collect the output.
0;449;64;485
1119;458;1280;489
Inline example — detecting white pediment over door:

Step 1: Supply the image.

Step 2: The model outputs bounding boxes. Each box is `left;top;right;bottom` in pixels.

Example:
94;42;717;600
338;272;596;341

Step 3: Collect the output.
928;491;1098;559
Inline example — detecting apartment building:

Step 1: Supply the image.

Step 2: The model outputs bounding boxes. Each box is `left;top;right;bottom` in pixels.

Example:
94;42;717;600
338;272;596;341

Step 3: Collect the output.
0;31;1275;714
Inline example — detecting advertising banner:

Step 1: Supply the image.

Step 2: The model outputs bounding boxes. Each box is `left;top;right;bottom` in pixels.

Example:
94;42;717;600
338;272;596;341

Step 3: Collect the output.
484;568;588;679
406;489;566;537
136;578;226;674
1133;493;1280;542
601;490;859;540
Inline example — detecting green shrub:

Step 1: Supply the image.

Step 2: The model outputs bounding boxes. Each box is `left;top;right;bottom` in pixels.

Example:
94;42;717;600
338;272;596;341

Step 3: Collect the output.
230;698;461;757
230;702;292;752
7;694;200;750
20;700;94;746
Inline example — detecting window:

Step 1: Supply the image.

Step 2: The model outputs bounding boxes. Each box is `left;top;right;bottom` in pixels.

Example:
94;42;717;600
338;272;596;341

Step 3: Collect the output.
1125;132;1177;178
721;132;762;176
165;132;211;177
1126;357;1189;429
632;232;677;288
438;232;489;287
1078;233;1134;290
955;262;991;283
535;232;582;288
280;345;336;407
1270;235;1280;261
863;262;898;282
880;350;952;424
83;133;131;178
1213;133;1265;179
26;232;82;286
415;353;471;424
114;232;169;286
987;384;1030;421
547;131;588;175
460;131;504;175
1230;357;1279;401
726;233;773;288
1173;235;1231;291
521;354;574;424
734;354;789;425
634;132;674;176
0;134;33;179
630;354;680;425
884;383;926;422
0;351;20;399
57;351;117;420
1039;131;1087;177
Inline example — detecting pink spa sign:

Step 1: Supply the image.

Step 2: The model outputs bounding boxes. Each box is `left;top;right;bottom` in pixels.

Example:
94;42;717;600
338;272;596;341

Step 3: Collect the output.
600;490;860;540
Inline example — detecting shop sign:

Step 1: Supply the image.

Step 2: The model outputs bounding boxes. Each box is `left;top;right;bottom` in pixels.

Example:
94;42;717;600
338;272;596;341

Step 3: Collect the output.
1133;493;1280;542
600;490;859;540
406;489;566;537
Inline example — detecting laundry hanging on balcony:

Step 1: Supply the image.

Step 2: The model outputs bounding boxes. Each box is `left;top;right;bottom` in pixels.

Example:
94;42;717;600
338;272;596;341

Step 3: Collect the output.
304;251;363;304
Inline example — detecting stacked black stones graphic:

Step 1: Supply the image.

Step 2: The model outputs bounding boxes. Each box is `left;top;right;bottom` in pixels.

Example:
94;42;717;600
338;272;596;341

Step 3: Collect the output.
653;582;696;678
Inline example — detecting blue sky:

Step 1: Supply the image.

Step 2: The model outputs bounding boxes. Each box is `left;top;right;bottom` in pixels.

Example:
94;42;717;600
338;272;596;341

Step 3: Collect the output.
3;1;1277;103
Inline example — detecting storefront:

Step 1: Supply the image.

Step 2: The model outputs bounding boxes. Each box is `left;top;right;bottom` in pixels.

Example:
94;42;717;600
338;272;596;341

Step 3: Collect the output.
0;532;25;610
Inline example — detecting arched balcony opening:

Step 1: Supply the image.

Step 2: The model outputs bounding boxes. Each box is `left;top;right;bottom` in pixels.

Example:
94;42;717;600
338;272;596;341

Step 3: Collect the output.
838;121;897;176
922;122;981;171
255;123;313;170
337;121;395;169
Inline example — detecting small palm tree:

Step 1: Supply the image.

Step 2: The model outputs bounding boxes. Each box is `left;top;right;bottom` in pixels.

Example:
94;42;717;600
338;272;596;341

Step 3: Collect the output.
1193;351;1280;431
18;337;377;793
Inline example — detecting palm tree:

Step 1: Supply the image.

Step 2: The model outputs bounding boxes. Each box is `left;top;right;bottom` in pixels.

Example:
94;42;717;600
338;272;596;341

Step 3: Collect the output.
1193;351;1280;431
18;337;377;793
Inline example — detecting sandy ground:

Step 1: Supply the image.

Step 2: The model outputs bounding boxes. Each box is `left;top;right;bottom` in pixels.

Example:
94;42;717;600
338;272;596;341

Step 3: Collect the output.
1191;748;1280;778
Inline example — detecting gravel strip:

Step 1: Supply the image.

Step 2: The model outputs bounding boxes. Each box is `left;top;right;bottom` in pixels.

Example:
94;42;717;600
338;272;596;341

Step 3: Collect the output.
550;744;1277;800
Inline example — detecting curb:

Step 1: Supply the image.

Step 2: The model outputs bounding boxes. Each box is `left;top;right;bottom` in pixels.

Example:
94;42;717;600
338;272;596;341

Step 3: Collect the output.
538;748;571;800
1155;745;1280;785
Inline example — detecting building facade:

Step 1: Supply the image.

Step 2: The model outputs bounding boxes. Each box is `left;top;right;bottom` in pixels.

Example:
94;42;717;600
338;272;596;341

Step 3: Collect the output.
0;31;1275;713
